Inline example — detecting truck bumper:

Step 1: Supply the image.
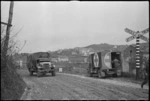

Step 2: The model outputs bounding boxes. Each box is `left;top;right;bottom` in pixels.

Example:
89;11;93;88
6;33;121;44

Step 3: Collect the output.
38;68;55;73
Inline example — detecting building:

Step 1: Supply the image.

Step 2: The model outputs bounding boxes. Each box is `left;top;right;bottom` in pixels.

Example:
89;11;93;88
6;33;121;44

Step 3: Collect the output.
51;58;58;63
78;48;95;56
57;55;69;62
69;56;88;63
71;51;78;55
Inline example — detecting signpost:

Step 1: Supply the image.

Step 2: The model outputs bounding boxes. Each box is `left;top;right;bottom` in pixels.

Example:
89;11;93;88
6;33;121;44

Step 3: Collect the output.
125;28;149;79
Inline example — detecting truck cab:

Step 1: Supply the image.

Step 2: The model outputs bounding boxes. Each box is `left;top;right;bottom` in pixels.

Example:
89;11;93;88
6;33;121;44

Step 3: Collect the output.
27;57;56;77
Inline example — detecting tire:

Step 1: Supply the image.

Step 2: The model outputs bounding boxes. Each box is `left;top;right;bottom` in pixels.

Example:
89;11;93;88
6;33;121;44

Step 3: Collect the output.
101;71;106;78
98;70;106;78
52;71;56;76
29;71;33;76
37;72;41;77
98;71;101;78
113;73;117;77
116;70;122;77
42;73;46;76
90;73;93;77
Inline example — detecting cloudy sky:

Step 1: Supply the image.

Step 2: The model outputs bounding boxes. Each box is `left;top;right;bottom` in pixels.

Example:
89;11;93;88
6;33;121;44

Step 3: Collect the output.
1;1;149;53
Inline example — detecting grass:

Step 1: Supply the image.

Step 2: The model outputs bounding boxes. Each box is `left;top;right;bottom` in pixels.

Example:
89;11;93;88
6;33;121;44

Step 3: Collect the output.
1;57;27;100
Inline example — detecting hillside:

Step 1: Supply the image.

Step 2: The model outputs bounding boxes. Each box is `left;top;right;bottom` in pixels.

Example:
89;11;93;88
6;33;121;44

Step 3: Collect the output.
84;43;114;52
49;42;149;57
20;42;149;59
83;42;148;52
84;43;119;52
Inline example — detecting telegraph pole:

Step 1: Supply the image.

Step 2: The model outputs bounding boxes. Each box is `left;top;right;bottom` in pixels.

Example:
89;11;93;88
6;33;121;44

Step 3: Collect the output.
2;1;14;68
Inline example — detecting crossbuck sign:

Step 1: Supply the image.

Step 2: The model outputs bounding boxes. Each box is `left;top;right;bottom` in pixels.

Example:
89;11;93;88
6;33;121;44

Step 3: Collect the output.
125;27;149;79
125;28;149;42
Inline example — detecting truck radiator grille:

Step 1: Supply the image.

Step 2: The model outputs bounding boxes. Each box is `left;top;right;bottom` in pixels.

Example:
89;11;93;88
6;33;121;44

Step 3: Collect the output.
43;64;49;69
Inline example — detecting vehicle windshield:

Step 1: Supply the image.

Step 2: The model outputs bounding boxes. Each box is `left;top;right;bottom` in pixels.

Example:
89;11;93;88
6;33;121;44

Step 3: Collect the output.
39;62;51;65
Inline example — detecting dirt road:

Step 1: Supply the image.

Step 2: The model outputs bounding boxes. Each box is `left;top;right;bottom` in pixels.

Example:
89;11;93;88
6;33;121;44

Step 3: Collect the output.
17;69;149;100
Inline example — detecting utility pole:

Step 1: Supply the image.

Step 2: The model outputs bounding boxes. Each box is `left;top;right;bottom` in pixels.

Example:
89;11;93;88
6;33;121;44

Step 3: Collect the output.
2;1;14;68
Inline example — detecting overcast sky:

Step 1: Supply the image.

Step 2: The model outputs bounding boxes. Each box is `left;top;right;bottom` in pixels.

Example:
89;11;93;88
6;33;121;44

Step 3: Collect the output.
1;1;149;53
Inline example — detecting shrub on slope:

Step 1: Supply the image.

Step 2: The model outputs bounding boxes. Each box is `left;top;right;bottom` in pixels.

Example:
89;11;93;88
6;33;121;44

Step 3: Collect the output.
1;57;26;100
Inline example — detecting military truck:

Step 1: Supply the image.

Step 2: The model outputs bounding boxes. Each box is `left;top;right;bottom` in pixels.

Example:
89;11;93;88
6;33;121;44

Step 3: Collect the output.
88;50;122;78
27;52;56;77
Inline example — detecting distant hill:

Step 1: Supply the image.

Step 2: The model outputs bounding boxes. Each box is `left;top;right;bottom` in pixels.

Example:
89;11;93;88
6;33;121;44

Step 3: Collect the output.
20;42;149;58
131;42;149;52
49;43;128;57
84;42;149;52
84;43;114;52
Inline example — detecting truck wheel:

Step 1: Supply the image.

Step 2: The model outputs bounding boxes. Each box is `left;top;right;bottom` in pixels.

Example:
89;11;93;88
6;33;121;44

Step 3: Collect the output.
98;71;101;78
113;73;117;77
37;72;41;77
90;73;93;77
98;70;105;78
101;71;106;78
116;70;121;77
42;73;46;76
29;71;33;76
52;71;56;76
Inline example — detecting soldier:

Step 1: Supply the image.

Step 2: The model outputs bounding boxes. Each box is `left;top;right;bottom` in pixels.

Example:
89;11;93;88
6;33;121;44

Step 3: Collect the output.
112;57;121;77
112;57;120;69
141;58;149;88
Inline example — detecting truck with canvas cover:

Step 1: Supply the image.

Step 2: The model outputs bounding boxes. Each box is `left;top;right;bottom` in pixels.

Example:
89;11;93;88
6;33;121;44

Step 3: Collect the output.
88;50;122;78
27;52;56;77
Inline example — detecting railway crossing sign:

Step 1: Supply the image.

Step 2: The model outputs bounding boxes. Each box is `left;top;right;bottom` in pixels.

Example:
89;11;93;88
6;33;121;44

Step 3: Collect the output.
125;28;136;36
141;28;149;35
93;53;99;67
125;28;149;42
125;27;149;79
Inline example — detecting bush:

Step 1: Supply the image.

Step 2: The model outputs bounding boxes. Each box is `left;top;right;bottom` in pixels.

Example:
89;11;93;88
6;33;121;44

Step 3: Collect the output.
1;56;26;100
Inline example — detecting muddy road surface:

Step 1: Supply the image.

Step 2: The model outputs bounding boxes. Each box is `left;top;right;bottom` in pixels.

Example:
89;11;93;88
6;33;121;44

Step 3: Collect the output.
17;69;149;100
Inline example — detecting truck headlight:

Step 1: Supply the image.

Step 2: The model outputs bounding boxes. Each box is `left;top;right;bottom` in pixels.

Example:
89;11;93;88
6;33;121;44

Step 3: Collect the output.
37;66;42;68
